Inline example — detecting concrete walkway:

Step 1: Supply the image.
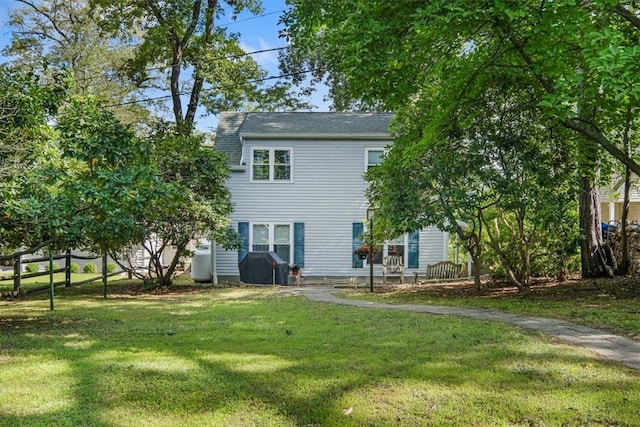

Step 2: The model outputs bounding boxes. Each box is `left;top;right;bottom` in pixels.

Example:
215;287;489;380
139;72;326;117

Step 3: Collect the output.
281;287;640;372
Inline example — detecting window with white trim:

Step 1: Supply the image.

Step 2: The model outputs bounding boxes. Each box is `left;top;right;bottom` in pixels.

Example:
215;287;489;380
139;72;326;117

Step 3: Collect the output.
366;148;384;171
251;148;292;182
251;223;292;262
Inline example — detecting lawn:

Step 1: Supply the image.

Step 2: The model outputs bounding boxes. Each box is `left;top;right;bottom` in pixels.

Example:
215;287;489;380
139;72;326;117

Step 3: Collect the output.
0;279;639;426
0;272;126;295
351;277;640;340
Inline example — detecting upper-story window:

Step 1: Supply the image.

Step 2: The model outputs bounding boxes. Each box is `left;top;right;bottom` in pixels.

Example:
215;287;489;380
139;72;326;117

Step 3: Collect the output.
251;148;292;182
366;148;384;171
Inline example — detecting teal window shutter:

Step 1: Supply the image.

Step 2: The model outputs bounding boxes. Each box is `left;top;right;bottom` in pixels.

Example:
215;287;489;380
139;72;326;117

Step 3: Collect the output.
238;222;249;264
352;222;364;268
408;231;419;269
294;222;305;267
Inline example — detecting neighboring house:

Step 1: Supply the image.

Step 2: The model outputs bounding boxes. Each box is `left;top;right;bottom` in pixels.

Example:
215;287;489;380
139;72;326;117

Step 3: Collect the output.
600;179;640;224
213;112;452;281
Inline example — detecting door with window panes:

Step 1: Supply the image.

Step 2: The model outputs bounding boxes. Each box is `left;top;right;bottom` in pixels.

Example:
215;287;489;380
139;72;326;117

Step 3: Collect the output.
372;235;405;265
386;235;405;262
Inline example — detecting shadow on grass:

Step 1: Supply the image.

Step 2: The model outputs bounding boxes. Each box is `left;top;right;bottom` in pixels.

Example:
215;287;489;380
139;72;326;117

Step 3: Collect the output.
1;288;639;426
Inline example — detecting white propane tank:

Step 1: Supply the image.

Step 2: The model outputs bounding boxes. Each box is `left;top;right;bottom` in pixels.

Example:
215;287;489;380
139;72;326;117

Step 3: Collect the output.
191;243;212;282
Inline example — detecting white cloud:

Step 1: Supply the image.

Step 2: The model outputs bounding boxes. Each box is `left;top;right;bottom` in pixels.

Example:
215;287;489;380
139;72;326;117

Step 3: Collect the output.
240;37;280;73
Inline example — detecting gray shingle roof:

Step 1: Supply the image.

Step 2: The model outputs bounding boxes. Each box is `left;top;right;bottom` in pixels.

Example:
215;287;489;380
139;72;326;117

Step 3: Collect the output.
215;112;393;166
215;112;248;167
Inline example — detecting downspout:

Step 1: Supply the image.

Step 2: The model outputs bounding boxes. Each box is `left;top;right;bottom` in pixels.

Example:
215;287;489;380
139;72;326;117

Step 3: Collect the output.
239;136;246;167
210;239;218;286
443;231;450;261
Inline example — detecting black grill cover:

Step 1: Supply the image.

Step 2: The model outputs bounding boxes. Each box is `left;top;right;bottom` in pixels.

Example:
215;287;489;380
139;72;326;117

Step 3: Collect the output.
238;251;289;285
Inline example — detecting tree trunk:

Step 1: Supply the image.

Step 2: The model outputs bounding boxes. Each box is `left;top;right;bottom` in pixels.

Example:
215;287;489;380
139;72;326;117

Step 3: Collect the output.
184;0;216;129
170;45;184;126
579;175;610;277
468;234;482;293
456;223;483;293
619;166;631;274
619;109;634;275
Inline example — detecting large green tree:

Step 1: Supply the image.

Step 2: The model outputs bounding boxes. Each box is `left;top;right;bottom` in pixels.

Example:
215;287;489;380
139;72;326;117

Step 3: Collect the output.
281;0;640;278
91;0;310;130
8;0;314;126
0;67;157;260
4;0;151;126
113;123;238;286
0;66;236;286
5;1;301;285
0;67;65;254
368;72;578;292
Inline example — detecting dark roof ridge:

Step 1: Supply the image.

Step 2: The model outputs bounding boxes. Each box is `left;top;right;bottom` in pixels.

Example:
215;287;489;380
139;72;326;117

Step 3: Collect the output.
215;111;394;166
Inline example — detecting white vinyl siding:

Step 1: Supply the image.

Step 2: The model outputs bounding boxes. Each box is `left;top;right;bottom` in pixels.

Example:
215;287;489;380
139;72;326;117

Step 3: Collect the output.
217;138;449;278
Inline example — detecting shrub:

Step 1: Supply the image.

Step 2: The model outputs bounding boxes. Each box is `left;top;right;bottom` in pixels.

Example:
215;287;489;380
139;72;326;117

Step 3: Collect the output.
83;263;97;274
70;263;80;273
107;263;118;274
45;263;59;272
25;263;39;273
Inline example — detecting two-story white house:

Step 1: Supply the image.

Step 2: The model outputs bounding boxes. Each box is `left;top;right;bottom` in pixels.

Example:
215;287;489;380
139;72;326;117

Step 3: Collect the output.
213;112;451;282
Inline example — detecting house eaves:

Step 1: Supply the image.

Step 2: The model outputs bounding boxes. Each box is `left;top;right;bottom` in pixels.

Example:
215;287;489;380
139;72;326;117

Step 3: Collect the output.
239;132;393;140
215;111;395;170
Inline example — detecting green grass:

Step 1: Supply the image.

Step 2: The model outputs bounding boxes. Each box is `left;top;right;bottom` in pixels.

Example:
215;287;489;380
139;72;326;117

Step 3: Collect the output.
0;272;125;294
1;281;639;426
346;279;640;340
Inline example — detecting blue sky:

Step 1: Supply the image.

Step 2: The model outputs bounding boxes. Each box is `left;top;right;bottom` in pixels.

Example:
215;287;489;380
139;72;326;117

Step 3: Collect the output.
0;0;328;131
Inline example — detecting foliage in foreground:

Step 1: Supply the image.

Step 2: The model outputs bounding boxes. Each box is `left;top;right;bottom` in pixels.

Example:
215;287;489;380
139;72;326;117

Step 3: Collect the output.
115;124;238;286
0;66;158;258
0;284;638;426
281;0;640;283
0;67;237;287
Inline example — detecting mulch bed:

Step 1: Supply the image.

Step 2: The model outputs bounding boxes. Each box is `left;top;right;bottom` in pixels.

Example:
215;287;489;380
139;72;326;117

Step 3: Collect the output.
379;276;640;300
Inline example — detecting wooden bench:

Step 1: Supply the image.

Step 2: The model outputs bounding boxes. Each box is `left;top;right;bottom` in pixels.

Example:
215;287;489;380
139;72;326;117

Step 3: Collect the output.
414;261;463;283
382;255;404;284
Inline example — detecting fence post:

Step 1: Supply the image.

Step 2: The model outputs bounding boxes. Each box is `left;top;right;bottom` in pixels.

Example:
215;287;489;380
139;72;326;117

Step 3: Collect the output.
102;254;107;299
13;255;21;296
49;250;54;311
65;249;71;287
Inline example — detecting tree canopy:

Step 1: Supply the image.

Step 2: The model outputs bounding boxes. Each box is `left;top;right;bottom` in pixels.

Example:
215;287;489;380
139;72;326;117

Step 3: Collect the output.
281;0;640;282
281;0;640;172
0;66;238;286
367;71;579;290
3;1;300;285
4;0;151;126
0;67;156;258
90;0;310;130
116;123;238;285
